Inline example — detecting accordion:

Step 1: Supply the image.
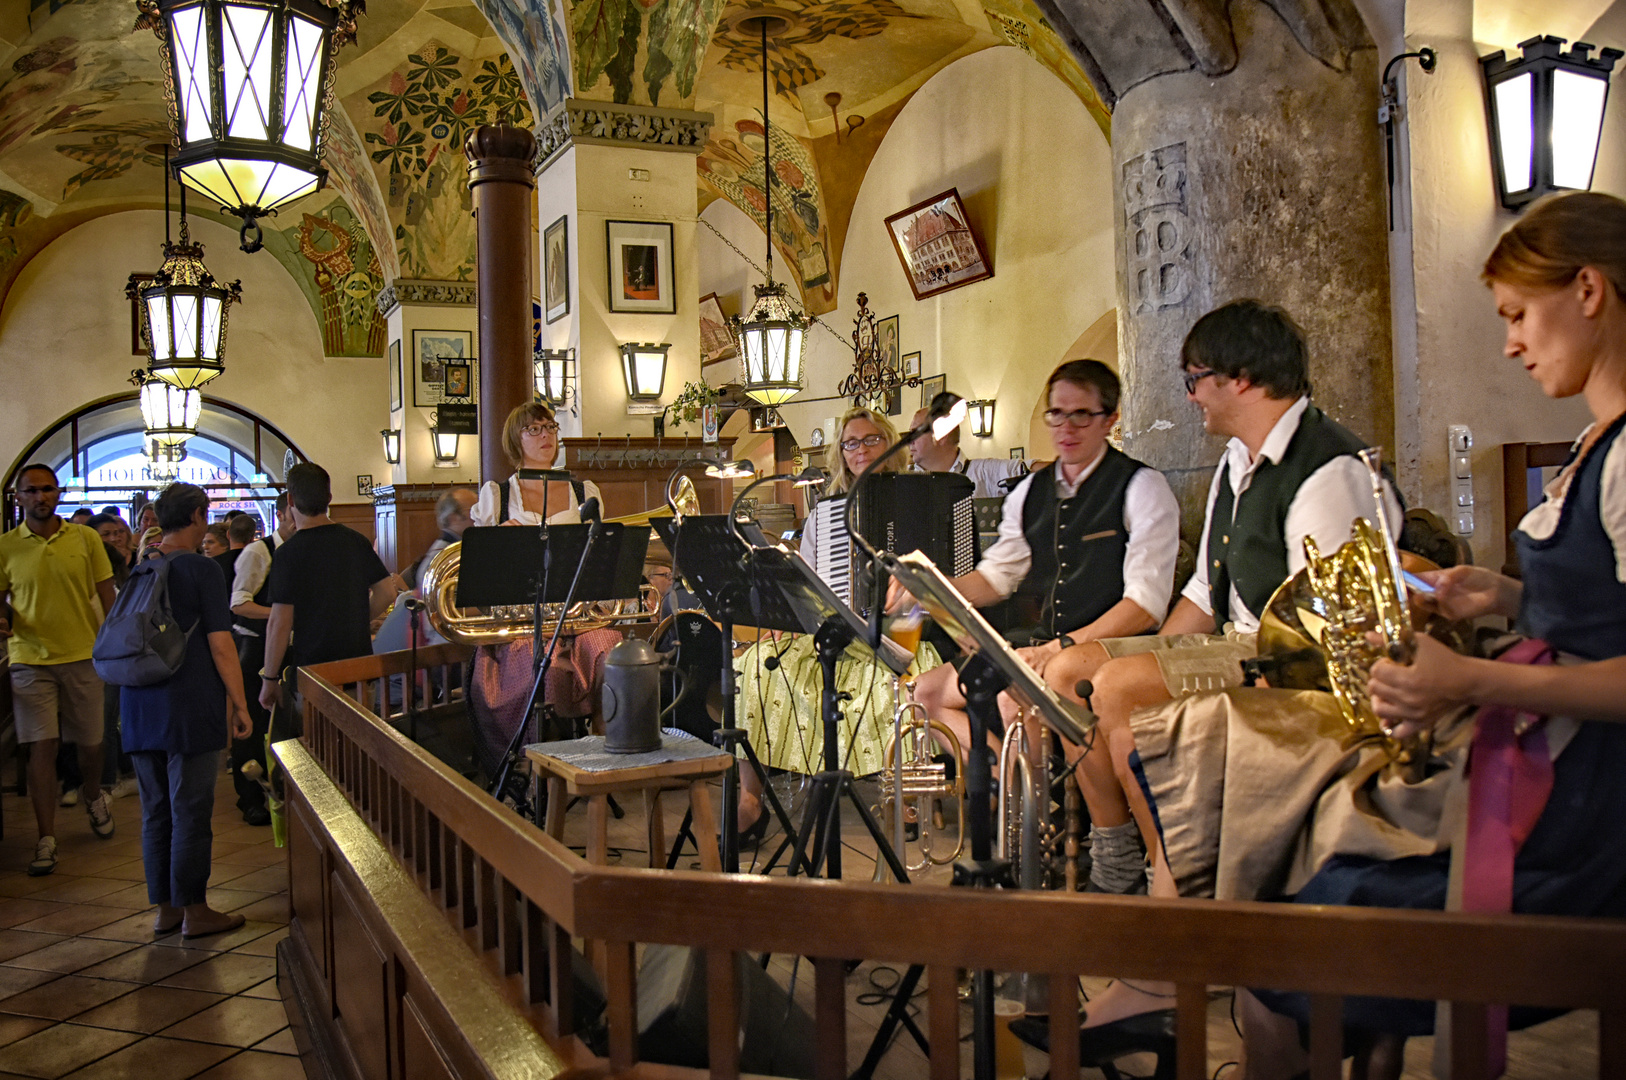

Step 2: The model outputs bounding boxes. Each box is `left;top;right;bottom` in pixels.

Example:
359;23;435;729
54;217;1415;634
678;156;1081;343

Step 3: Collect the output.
813;473;980;607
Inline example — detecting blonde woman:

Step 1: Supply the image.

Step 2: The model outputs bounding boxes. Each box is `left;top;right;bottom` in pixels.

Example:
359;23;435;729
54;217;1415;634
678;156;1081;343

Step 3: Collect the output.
733;407;943;839
467;402;620;775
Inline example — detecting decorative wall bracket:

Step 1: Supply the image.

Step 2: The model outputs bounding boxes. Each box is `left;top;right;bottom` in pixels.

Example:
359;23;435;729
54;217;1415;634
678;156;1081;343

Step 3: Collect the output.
534;99;715;173
836;292;920;402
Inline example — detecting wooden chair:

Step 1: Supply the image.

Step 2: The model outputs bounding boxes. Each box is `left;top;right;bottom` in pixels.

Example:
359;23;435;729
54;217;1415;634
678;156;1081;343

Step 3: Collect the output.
1501;440;1573;577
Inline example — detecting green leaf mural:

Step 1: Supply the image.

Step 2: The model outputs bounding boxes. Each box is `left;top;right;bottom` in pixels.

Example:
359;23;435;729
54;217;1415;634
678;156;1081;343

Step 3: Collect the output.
572;0;630;96
645;0;728;104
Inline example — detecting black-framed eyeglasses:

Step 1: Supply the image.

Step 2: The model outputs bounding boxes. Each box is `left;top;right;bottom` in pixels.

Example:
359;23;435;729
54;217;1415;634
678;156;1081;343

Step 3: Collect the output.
839;434;888;452
1182;368;1219;395
1042;408;1111;429
520;422;560;437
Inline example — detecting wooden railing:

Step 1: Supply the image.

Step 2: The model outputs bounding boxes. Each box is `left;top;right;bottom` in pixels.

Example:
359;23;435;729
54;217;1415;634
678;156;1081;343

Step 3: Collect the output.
278;651;1626;1080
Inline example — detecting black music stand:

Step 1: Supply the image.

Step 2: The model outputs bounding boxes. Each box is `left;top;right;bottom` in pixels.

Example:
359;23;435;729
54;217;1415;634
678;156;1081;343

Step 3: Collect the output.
852;550;1096;1080
458;523;651;819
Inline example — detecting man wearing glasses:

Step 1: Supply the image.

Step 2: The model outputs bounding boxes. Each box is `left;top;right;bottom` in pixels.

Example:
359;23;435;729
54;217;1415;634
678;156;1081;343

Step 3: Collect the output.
911;359;1181;766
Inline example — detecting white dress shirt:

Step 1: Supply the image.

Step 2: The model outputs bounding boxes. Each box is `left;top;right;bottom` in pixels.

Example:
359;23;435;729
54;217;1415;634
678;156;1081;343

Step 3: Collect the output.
1180;396;1403;633
974;446;1181;627
910;452;1029;499
471;476;604;528
229;536;277;635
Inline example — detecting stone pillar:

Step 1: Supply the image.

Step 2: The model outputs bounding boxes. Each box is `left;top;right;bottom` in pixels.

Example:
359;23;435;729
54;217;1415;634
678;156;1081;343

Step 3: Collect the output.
466;125;539;483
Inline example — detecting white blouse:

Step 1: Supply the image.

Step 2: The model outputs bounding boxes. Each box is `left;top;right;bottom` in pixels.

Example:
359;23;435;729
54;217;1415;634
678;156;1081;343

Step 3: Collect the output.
471;476;604;528
1516;423;1626;584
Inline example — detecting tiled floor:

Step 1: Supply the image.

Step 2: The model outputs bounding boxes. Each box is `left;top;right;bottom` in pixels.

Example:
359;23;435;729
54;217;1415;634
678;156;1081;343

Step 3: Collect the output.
0;770;300;1080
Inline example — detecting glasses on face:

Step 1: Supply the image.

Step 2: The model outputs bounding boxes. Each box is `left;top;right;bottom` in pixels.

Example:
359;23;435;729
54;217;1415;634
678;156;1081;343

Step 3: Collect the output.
1042;408;1110;429
520;422;560;437
840;434;887;453
1182;369;1219;395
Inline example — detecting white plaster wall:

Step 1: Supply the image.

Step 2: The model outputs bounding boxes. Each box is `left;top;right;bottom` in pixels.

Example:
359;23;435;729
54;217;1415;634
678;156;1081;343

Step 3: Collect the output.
1399;0;1623;570
0;211;386;492
711;46;1117;458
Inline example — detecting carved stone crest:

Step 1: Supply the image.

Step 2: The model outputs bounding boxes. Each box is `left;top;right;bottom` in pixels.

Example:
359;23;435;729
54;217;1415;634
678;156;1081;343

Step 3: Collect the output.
1123;142;1194;314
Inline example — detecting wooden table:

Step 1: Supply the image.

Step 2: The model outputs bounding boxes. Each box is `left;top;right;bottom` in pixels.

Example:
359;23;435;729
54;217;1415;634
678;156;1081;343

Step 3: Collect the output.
524;736;734;872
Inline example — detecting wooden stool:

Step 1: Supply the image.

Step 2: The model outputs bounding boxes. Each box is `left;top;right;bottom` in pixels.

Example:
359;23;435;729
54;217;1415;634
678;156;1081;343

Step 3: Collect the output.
525;736;733;872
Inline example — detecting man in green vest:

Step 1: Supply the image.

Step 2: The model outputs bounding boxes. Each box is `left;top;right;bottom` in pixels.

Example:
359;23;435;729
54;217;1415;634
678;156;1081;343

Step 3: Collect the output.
1042;300;1400;907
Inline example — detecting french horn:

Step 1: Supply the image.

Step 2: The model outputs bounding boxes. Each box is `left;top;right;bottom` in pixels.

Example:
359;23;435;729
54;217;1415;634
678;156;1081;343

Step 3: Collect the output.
420;477;700;646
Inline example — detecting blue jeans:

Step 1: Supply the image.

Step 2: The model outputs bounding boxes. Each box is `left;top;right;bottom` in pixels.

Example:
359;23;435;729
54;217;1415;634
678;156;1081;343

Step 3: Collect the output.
131;749;220;907
102;684;132;787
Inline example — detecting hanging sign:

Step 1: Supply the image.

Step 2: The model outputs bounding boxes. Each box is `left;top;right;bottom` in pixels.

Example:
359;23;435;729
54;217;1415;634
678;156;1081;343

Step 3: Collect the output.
436;404;479;435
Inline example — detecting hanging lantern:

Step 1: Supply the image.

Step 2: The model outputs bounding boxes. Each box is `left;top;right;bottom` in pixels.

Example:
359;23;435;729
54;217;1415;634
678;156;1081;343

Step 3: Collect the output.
133;371;202;447
380;427;401;464
620;342;670;401
967;399;995;437
1482;36;1622;210
130;212;242;389
732;282;806;406
534;348;575;407
430;425;459;467
136;0;363;252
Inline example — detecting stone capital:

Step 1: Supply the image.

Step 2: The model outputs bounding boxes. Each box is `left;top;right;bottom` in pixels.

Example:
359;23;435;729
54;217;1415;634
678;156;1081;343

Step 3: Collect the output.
375;278;478;318
534;98;715;174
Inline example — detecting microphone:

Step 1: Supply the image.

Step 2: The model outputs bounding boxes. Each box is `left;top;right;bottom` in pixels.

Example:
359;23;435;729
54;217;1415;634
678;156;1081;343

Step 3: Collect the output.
1074;679;1094;703
517;468;573;481
578;496;601;524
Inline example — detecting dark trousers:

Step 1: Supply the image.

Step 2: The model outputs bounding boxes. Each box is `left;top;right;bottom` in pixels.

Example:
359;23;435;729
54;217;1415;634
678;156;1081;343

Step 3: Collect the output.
232;634;272;813
131;748;219;907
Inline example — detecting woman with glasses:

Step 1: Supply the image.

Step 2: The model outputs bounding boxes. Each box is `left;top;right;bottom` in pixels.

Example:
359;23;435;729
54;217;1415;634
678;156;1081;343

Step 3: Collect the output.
466;402;620;776
732;407;944;843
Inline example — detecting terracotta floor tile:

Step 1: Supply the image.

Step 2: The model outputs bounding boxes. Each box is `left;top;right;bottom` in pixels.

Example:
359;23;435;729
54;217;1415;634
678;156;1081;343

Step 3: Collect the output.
0;1012;54;1047
74;884;152;910
90;861;149;883
12;906;129;938
0;932;65;964
0;1022;140;1079
208;827;273;849
77;913;173;945
3;937;136;974
200;842;251;863
36;855;138;879
0;875;62;899
0;976;138;1020
210;869;284;895
223;898;286;925
22;879;129;906
156;954;275;995
226;929;286;959
0;902;70;930
67;984;225;1034
191;1050;304;1080
151;922;277;954
56;1034;237;1080
200;889;268;914
0;968;62;1000
75;944;211;985
235;979;279;1001
248;1028;296;1056
210;846;282;868
157;996;287;1047
201;865;258;888
81;839;144;859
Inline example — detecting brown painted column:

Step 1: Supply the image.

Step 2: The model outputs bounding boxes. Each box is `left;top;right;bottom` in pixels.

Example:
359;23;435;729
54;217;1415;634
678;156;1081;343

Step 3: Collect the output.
465;125;538;484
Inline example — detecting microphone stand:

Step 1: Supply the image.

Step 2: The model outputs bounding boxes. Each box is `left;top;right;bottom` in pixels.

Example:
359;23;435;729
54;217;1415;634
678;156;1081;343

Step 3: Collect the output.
403;597;426;744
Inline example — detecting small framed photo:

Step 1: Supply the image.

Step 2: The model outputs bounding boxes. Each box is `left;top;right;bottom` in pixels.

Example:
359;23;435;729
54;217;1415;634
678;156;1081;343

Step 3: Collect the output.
875;315;899;370
885;386;903;417
902;351;922;378
607;219;675;314
1009;446;1026;460
443;360;472;399
388;339;402;411
699;292;737;365
884;188;993;300
412;329;476;406
544;215;570;323
921;374;947;410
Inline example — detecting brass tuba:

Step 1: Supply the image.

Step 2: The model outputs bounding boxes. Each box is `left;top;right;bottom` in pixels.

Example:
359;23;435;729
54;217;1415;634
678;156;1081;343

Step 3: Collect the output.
420;478;700;646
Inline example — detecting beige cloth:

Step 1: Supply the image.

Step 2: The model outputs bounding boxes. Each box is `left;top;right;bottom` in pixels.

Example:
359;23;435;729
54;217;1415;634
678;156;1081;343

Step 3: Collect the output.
1097;632;1258;696
1128;687;1476;901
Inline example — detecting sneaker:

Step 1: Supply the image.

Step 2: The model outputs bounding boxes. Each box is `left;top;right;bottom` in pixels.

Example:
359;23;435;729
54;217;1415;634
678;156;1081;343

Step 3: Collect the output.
86;792;115;839
110;777;139;800
28;836;57;876
59;787;80;807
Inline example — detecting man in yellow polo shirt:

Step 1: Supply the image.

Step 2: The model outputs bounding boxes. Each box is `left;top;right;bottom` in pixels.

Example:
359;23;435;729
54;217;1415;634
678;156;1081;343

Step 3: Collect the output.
0;464;118;875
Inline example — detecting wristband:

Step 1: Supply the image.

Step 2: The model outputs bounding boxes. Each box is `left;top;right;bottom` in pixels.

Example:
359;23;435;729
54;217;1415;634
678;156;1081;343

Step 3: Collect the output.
1056;633;1075;650
259;670;279;681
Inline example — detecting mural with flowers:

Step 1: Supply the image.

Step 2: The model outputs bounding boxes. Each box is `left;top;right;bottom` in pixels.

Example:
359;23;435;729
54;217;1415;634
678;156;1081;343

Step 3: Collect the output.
348;44;534;281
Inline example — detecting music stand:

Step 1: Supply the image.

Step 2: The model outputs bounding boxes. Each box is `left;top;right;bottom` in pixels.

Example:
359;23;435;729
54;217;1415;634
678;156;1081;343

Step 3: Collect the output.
852;549;1096;1080
457;523;651;817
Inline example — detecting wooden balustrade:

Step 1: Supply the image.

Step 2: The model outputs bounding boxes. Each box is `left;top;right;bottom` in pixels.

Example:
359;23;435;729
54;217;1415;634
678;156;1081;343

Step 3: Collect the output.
276;651;1626;1080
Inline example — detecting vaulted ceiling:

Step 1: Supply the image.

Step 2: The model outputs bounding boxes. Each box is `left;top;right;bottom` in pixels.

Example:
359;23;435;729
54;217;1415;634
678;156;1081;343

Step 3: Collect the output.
0;0;1107;345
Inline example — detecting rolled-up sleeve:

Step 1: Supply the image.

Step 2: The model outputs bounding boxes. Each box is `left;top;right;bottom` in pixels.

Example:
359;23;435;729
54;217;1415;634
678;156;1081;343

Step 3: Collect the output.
470;480;502;528
972;473;1035;600
1120;468;1181;625
229;541;269;610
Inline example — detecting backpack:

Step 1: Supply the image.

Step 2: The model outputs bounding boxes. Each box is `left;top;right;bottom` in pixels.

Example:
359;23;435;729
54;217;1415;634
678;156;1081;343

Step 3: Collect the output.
92;551;197;687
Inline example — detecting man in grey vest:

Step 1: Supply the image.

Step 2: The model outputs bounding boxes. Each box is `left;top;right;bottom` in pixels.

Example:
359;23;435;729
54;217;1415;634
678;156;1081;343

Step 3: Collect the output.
227;493;294;824
1046;300;1400;912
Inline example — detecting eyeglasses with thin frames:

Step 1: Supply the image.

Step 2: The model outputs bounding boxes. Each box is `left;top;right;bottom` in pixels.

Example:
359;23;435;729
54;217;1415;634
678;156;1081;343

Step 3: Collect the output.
520;422;560;437
1182;369;1219;395
839;434;887;452
1041;408;1110;429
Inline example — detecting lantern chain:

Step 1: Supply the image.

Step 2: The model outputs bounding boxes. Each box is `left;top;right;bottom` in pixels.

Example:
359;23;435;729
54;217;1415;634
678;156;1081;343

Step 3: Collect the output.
697;217;852;353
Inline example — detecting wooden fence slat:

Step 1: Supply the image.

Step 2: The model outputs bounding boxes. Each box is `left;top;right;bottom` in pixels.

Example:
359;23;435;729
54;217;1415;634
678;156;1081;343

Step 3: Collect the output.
1175;983;1207;1080
547;916;574;1037
477;857;498;950
706;949;740;1080
1601;1006;1626;1079
1047;972;1078;1080
1308;993;1342;1080
498;876;521;976
814;957;847;1080
606;939;638;1071
927;965;958;1080
1451;1001;1490;1080
522;899;546;1006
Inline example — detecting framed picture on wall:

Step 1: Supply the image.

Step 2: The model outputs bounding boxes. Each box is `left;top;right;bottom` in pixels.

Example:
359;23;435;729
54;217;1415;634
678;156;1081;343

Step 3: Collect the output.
544;216;570;323
412;329;476;407
606;220;675;314
443;360;472;399
921;374;947;410
876;315;899;370
902;351;922;378
699;292;737;365
389;340;402;411
884;188;993;301
1009;446;1025;460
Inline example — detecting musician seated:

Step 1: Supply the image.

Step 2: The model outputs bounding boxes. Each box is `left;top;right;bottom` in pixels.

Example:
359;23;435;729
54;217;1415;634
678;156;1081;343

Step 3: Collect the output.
732;407;945;838
908;393;1028;498
909;359;1180;766
1241;192;1626;1078
465;402;620;776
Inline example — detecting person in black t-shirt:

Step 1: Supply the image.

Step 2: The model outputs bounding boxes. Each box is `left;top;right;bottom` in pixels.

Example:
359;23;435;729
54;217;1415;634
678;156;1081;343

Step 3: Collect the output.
258;464;399;720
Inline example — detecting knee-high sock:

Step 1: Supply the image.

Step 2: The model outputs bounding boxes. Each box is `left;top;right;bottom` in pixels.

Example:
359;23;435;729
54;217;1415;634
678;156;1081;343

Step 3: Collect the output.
1088;821;1144;893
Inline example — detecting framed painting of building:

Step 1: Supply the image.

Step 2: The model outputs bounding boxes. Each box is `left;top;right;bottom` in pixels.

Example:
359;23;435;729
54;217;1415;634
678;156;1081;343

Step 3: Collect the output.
606;220;675;314
884;189;993;301
544;216;570;323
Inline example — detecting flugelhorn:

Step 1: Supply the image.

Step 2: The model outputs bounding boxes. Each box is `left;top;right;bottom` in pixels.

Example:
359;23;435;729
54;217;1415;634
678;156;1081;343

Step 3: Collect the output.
875;678;965;877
